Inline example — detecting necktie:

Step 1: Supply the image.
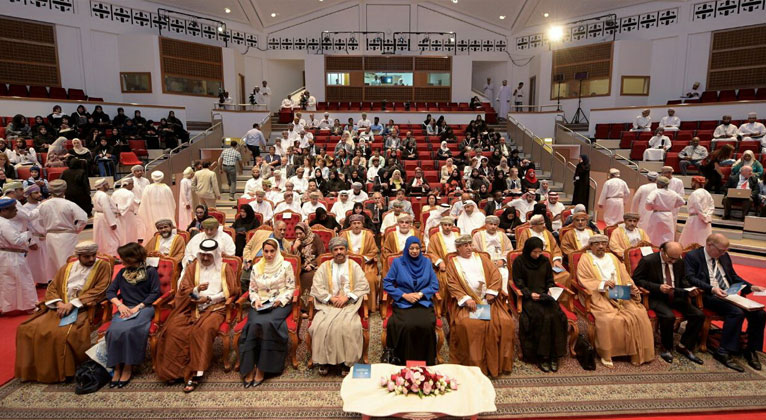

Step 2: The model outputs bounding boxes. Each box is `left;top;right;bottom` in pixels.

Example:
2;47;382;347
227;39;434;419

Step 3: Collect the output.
664;263;673;287
712;259;728;289
740;179;748;189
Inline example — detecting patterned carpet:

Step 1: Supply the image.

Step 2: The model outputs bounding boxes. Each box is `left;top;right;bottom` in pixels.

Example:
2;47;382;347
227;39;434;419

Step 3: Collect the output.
2;313;766;419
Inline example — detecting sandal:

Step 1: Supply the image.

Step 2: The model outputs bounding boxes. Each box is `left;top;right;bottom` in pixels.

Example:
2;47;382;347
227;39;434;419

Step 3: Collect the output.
318;366;329;376
183;379;199;393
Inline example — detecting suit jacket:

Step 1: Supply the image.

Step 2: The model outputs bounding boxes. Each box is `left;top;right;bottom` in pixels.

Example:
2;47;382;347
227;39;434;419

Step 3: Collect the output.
684;247;750;294
263;153;281;165
365;202;387;224
632;252;690;301
484;200;504;216
192;168;220;199
724;175;758;202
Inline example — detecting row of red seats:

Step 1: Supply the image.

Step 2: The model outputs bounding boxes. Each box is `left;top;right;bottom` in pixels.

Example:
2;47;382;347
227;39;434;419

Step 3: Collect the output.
280;104;497;124
665;151;766;177
628;139;761;162
0;83;103;102
667;88;766;105
619;129;715;148
596;119;766;141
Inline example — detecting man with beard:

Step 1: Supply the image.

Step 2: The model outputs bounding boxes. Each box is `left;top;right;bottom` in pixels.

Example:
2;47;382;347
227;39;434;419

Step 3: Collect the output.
144;219;186;262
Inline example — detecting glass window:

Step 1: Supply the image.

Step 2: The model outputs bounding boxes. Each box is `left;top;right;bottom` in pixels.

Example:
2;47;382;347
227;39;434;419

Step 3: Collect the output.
327;73;350;86
163;76;221;97
621;76;650;96
120;72;152;93
364;72;413;86
551;77;610;99
427;72;450;86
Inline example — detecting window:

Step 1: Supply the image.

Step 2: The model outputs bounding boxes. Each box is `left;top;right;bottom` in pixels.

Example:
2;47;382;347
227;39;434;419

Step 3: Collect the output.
551;42;612;100
327;73;350;86
621;76;650;96
364;72;413;86
427;72;451;86
159;37;223;97
707;24;766;90
120;72;152;93
0;16;60;87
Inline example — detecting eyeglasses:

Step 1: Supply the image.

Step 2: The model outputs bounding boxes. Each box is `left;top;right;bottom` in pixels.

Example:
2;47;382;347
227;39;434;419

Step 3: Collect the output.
710;243;728;253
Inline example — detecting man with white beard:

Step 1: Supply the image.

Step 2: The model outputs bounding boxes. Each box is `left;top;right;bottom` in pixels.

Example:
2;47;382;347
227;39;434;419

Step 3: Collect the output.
249;190;274;223
631;172;659;231
91;178;120;256
111;177;140;244
37;179;87;270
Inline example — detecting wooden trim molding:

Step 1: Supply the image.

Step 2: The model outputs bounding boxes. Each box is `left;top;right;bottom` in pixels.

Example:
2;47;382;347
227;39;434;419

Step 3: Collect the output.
0;95;186;109
591;99;766;112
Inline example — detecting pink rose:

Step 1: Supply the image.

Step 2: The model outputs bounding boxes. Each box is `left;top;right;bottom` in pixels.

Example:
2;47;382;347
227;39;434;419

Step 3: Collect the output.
410;384;419;393
387;381;395;392
405;370;413;381
449;380;458;390
396;376;404;386
380;377;388;387
423;381;432;395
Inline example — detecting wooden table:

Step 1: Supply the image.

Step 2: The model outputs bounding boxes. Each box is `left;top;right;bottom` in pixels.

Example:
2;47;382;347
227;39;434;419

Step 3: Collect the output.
340;363;496;419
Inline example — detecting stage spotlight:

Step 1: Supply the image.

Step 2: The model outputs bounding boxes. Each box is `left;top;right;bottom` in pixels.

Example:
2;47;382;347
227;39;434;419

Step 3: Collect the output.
547;25;564;42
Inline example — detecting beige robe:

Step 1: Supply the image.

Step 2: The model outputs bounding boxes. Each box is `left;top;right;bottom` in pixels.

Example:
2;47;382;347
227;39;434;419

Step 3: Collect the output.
560;228;595;259
308;259;370;366
144;233;186;263
516;228;570;287
608;225;650;259
341;229;380;311
472;229;514;293
15;259;111;383
577;252;654;363
446;252;514;377
426;230;457;302
381;229;421;273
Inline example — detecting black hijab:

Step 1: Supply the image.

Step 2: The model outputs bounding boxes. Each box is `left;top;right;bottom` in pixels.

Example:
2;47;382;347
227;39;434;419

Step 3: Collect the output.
519;237;545;270
233;204;259;232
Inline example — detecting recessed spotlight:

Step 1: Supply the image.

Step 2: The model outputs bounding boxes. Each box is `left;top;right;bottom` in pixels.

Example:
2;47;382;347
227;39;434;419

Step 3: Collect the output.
224;7;231;13
544;12;549;18
271;12;277;17
499;15;506;20
217;25;224;32
452;0;458;3
547;25;564;42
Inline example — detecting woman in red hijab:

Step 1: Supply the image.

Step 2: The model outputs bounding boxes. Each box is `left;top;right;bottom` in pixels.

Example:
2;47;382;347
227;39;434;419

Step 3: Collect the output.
521;168;540;191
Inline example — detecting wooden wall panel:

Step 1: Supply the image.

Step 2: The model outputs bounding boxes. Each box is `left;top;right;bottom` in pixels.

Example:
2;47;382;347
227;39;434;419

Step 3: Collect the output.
326;56;364;71
365;87;412;101
0;16;60;86
326;86;363;102
414;87;450;102
708;24;766;90
414;57;451;71
364;56;413;71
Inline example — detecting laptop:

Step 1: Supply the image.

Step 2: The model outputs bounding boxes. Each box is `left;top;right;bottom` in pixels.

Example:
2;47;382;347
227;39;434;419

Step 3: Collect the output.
727;188;752;199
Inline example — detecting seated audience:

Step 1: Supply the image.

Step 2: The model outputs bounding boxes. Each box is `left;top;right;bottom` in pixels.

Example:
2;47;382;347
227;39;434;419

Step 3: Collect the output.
457;200;485;234
144;219;186;262
508;191;536;222
516;215;569;286
678;137;708;175
340;215;380;309
512;237;568;372
446;235;514;377
407;167;431;196
659;109;680;131
308;237;370;375
155;239;239;392
232;206;261;257
546;192;565;232
291;222;325;305
607;213;650;258
723;166;758;220
713;115;739;142
471;216;514;293
643;128;671;161
740;112;766;143
382;213;419;257
426;216;458;300
630;109;651;132
701;144;735;194
560;211;595;259
183;218;236;267
732;150;763;178
576;235;654;368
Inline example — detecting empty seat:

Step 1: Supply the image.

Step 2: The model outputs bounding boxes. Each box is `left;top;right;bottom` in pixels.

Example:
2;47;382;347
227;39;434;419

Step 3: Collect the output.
739;141;760;154
696;130;713;142
630;141;649;161
68;88;86;100
756;89;766;101
699;91;718;103
669;141;688;153
738;89;756;101
0;83;7;96
676;130;693;141
119;152;142;167
619;131;637;149
8;84;28;97
718;90;737;102
128;139;148;157
46;167;66;181
28;86;48;98
698;120;718;130
594;124;610;139
48;87;68;99
679;121;698;130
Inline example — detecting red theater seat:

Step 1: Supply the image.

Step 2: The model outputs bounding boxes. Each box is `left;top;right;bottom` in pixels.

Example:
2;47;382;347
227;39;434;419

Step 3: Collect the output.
718;90;737;102
700;91;718;103
630;141;649;161
8;84;28;97
68;88;86;100
738;89;756;101
28;86;48;98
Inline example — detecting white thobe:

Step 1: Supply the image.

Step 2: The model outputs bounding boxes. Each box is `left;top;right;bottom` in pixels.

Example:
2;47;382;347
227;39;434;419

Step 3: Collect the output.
112;188;140;243
497;85;512;118
380;212;402;232
0;216;36;312
301;202;326;220
260;86;272;109
659;116;680;131
45;261;93;309
479;231;509;292
281;99;293;109
182;229;236;267
740;122;766;141
508;199;535;222
243;178;263;198
274;201;304;219
457;211;486;237
668;177;685;223
598;178;630;226
645;188;685;245
455;254;496;306
631;116;651;132
289;176;308;193
679;188;714;248
23;202;52;284
483;83;495;108
178;178;193;231
547;202;565;232
330;200;354;224
644;136;671;161
249;200;274;223
92;190;120;256
713;124;738;141
38;197;87;271
357;119;372;129
318;119;332;130
131;176;150;203
631;183;657;230
393;230;414;253
350;191;368;204
306;96;317;111
158;234;176;255
137;183;177;241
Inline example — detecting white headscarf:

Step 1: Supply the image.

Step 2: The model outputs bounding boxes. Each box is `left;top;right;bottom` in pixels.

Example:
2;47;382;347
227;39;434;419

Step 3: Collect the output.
253;238;285;276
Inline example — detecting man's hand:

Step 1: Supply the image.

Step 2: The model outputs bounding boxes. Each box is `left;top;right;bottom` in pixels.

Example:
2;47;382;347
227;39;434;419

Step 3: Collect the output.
333;295;349;308
465;299;477;311
439;264;447;272
604;280;616;289
56;302;74;318
198;283;209;292
752;285;765;293
531;293;540;301
243;261;253;271
712;287;728;298
272;299;283;308
494;260;504;268
486;294;496;303
659;284;673;294
553;260;564;270
688;288;702;297
253;298;263;310
630;284;640;296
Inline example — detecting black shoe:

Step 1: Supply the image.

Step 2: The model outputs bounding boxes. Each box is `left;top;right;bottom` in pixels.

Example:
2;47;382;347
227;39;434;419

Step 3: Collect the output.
676;346;703;365
538;361;550;373
713;352;745;372
117;376;132;388
745;351;762;370
659;351;674;363
550;359;559;372
109;380;119;389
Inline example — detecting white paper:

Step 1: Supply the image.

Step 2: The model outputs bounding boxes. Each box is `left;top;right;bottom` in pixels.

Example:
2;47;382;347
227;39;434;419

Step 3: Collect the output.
549;287;564;301
283;213;293;219
640;246;654;256
683;287;697;292
723;294;765;310
753;290;766;296
146;257;160;267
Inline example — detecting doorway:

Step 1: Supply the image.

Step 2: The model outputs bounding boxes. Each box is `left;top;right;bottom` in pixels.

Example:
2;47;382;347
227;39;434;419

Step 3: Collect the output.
528;76;536;112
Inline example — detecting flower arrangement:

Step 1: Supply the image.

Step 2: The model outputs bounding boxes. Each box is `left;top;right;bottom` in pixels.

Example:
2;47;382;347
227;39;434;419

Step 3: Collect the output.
380;366;458;398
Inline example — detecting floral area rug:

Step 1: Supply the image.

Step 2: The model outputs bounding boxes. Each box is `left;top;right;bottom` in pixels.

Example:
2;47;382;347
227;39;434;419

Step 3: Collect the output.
2;313;765;419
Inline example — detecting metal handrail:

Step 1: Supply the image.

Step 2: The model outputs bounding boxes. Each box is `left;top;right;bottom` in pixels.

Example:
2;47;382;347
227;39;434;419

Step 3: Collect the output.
144;122;223;171
614;152;642;171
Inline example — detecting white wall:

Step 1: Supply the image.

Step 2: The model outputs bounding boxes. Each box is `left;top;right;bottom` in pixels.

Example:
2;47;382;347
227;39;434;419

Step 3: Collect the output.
264;60;305;109
471;60;509;105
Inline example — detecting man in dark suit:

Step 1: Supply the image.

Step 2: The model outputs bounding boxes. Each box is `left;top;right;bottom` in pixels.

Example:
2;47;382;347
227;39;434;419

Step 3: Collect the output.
685;233;766;371
722;166;759;220
484;190;505;217
633;242;705;364
262;145;281;169
365;192;388;234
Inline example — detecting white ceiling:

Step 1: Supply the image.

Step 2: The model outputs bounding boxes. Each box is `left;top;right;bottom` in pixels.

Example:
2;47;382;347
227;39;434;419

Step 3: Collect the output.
145;0;661;33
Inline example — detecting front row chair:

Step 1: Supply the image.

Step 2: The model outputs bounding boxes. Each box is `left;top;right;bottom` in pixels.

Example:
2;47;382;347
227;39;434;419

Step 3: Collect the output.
506;250;580;356
304;253;370;368
60;254;115;337
232;253;302;370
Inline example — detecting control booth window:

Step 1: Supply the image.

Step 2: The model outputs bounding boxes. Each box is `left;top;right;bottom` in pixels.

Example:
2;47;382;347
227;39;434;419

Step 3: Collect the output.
327;73;350;86
550;42;612;100
159;37;223;97
620;76;650;96
364;72;413;86
427;72;451;86
120;72;152;93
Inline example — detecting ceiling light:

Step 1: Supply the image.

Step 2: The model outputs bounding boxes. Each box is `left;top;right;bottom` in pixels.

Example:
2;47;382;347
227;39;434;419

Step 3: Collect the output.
499;15;506;20
271;12;277;17
452;0;458;3
547;25;564;42
217;25;224;32
224;7;231;13
543;12;549;18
